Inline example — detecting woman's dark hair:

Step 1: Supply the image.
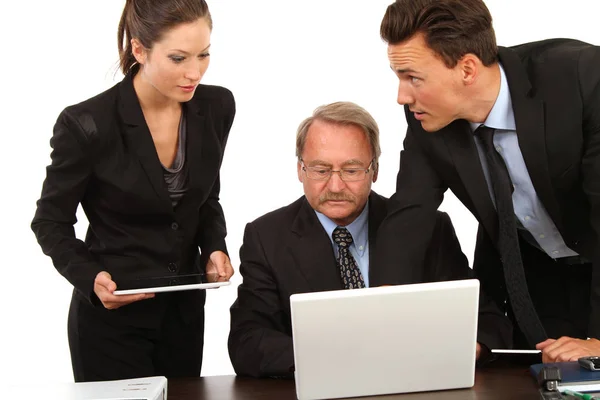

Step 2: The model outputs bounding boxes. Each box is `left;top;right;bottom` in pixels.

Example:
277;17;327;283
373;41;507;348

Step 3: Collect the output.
380;0;497;68
118;0;212;74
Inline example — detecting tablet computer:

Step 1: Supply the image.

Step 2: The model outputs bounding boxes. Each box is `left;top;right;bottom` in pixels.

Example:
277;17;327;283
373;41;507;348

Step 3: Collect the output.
113;273;230;295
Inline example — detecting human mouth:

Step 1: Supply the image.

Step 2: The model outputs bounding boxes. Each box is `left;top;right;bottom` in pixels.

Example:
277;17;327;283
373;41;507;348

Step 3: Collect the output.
411;110;426;120
319;194;354;205
179;85;196;93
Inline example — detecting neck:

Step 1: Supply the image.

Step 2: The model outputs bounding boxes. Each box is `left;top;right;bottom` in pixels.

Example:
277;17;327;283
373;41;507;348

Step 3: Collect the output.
133;68;180;113
462;63;501;124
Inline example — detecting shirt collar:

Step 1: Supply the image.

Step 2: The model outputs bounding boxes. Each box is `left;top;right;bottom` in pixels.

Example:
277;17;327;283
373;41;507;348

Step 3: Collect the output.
315;199;369;254
469;63;516;132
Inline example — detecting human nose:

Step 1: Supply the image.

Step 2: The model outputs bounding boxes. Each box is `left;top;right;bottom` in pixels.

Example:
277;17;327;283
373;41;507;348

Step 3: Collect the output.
185;59;204;82
397;82;414;105
326;171;346;191
185;68;200;82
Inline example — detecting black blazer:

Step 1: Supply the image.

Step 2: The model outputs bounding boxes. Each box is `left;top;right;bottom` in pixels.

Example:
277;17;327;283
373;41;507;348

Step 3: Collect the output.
375;39;600;336
31;71;235;324
228;192;512;378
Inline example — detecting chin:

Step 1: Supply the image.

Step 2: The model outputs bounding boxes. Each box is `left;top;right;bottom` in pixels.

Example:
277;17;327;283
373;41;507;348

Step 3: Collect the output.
178;93;196;103
323;209;353;224
420;120;448;133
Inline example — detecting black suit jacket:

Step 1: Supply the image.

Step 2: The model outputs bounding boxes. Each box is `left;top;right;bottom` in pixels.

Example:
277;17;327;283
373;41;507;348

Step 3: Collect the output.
375;39;600;337
228;192;511;378
31;70;235;325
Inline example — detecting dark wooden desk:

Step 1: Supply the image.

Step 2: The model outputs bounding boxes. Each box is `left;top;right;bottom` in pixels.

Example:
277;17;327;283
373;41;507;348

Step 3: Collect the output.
168;366;539;399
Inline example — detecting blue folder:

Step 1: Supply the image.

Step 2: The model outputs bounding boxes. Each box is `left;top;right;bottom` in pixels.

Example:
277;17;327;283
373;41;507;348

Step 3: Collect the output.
530;362;600;384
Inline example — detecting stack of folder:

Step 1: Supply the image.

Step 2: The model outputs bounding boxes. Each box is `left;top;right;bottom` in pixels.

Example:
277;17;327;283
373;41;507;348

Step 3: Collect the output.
530;362;600;396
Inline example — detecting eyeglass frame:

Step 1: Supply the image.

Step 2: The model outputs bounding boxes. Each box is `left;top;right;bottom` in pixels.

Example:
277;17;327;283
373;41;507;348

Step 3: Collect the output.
299;158;376;182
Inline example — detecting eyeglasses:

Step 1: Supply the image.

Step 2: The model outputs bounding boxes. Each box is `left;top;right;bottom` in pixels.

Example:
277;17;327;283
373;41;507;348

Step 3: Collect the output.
300;159;375;182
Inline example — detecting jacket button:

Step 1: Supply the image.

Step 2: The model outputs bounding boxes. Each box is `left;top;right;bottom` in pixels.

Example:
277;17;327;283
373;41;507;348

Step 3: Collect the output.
168;263;177;272
171;222;179;230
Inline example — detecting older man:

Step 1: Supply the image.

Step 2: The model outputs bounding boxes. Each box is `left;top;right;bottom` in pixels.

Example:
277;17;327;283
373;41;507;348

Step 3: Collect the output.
228;102;511;378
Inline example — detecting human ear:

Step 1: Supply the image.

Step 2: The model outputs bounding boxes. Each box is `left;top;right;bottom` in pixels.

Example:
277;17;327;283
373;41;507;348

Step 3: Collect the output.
131;38;147;65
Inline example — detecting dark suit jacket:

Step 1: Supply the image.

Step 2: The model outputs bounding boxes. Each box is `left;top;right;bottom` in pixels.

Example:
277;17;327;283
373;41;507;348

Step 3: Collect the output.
375;39;600;337
228;192;512;378
31;70;235;325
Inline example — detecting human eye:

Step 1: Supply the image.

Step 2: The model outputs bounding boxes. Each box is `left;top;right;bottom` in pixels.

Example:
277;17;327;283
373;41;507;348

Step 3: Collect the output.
199;52;210;59
169;55;186;64
410;76;421;84
311;167;331;177
342;168;361;177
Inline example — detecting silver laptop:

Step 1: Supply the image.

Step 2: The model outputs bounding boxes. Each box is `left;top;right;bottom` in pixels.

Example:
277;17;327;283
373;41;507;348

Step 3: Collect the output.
290;279;480;400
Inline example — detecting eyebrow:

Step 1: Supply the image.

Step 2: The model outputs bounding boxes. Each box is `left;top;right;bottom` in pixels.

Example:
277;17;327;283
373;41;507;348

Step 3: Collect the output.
390;65;419;73
305;159;367;167
341;159;367;167
169;44;211;55
305;160;332;167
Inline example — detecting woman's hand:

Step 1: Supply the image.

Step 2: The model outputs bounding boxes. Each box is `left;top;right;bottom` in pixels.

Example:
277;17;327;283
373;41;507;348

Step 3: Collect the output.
93;271;155;310
205;251;234;280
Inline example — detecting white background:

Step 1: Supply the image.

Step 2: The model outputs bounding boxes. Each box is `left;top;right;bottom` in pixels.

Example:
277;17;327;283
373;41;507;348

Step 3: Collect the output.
0;0;597;384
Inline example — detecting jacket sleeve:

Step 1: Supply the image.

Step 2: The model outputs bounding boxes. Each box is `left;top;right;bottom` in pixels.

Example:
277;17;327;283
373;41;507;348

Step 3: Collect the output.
228;222;295;378
31;109;104;304
197;175;228;257
579;45;600;338
197;89;236;258
372;124;446;285
424;212;513;352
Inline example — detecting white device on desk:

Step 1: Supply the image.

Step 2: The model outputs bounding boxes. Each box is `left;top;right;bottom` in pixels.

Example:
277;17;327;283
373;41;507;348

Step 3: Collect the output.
7;376;167;399
290;279;480;400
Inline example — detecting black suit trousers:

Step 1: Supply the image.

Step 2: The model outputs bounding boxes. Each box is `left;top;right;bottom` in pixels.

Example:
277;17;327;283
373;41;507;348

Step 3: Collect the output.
511;237;591;348
68;291;205;382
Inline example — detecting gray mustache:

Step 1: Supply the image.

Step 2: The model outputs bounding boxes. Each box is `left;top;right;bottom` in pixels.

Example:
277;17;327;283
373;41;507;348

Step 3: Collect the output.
319;192;355;204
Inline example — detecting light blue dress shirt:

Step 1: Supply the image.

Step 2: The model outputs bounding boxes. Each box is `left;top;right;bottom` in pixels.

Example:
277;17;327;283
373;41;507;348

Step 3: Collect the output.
315;202;370;287
470;64;578;259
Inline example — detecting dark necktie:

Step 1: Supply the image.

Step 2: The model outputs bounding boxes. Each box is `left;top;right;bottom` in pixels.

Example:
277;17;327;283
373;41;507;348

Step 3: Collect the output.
332;227;366;289
477;125;547;346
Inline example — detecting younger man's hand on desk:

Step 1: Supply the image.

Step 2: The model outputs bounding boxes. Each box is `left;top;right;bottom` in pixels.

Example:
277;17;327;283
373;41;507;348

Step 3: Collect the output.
94;271;155;310
536;337;600;362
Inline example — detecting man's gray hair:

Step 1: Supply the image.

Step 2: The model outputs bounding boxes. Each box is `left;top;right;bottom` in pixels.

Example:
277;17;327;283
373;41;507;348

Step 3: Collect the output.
295;101;381;168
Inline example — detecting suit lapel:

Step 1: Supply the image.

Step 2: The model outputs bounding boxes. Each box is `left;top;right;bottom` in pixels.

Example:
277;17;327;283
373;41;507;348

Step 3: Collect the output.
118;71;174;213
499;47;562;231
182;97;222;199
289;198;342;292
442;120;499;242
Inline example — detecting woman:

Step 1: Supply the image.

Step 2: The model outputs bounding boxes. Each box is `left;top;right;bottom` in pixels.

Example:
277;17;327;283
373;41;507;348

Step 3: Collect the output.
31;0;234;382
